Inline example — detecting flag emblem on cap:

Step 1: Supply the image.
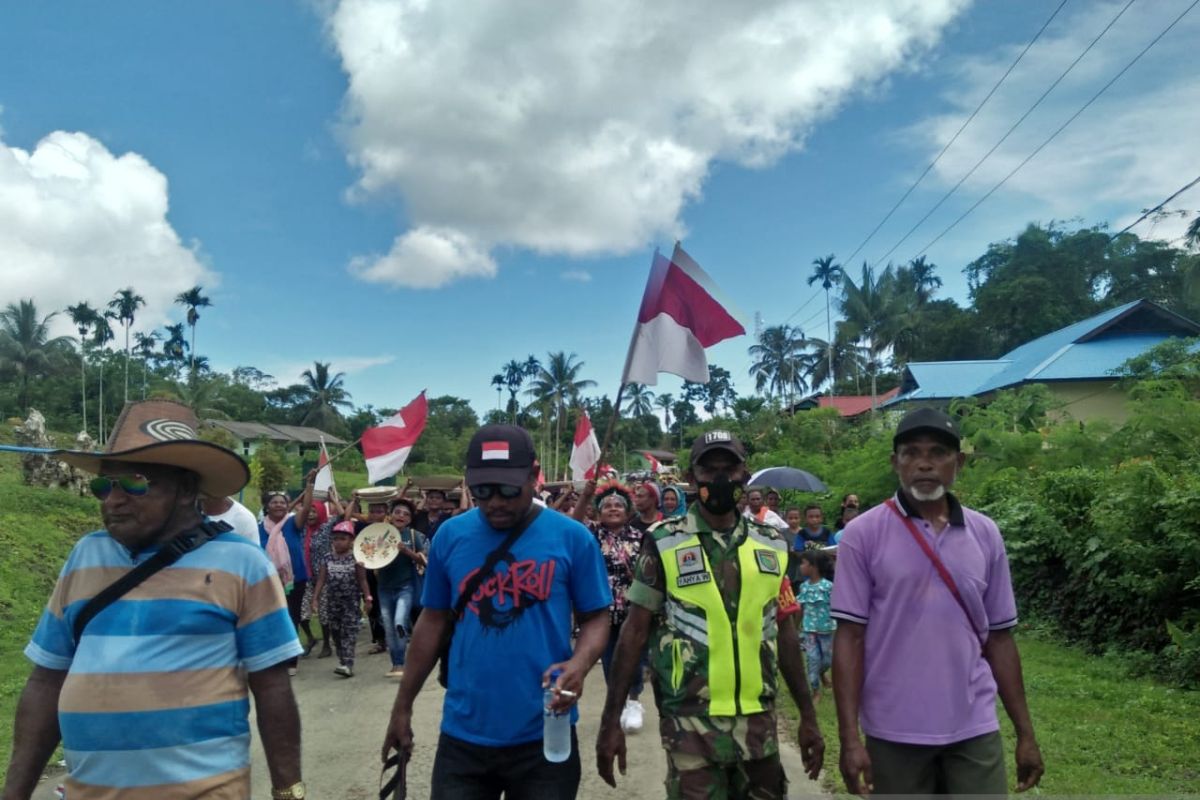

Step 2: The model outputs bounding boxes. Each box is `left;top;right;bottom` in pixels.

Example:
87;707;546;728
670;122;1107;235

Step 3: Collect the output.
481;441;510;461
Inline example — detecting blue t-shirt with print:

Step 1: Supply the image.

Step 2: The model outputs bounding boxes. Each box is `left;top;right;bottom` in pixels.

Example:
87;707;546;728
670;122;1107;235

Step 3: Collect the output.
422;507;612;746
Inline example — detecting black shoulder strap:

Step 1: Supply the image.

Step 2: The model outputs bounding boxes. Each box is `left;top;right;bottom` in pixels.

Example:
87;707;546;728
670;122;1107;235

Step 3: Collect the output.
451;506;542;620
72;520;232;646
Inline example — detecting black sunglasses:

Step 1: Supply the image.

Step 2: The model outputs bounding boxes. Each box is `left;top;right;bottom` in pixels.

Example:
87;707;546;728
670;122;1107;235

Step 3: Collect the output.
90;474;152;500
470;484;523;500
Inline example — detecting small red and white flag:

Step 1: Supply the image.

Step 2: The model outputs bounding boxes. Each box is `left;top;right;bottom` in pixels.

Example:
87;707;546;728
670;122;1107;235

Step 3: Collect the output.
641;450;663;474
362;391;428;484
314;436;335;494
481;441;511;461
569;410;602;482
621;243;747;386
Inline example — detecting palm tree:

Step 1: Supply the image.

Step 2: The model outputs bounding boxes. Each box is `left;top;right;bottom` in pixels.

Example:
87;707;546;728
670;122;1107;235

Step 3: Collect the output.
623;383;656;417
108;287;145;405
490;373;504;411
839;261;911;407
134;330;161;399
527;351;596;479
162;323;189;376
748;324;808;405
807;254;844;395
66;302;101;434
0;300;71;414
168;375;227;420
298;361;354;431
93;313;116;444
655;393;674;442
500;356;541;423
906;256;943;305
174;286;211;373
803;334;867;394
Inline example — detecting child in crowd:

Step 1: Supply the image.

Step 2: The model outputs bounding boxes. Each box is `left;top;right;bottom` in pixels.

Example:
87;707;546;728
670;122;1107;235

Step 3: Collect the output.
310;521;372;678
797;549;836;700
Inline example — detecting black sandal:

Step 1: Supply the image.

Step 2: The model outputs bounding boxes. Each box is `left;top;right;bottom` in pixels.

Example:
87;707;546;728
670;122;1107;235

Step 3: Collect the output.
379;749;409;800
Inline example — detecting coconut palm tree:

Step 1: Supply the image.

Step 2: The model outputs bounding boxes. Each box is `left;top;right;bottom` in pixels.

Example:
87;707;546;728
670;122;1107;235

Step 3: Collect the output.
298;361;354;431
93;313;116;443
174;286;211;373
527;351;596;478
807;254;844;394
0;300;71;414
108;287;145;405
838;261;912;407
134;330;161;399
623;383;656;417
803;333;867;394
66;301;101;434
748;324;808;404
655;393;674;443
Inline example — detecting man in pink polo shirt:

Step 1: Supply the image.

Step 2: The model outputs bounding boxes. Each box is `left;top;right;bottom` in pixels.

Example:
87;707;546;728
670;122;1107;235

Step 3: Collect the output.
831;408;1044;796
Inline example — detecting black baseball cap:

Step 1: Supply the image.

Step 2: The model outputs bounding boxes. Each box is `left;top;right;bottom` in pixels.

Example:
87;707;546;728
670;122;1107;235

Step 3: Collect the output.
893;407;961;450
465;424;538;486
690;429;746;465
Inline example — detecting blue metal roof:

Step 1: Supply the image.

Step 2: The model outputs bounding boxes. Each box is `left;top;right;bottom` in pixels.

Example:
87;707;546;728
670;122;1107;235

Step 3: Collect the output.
886;300;1200;404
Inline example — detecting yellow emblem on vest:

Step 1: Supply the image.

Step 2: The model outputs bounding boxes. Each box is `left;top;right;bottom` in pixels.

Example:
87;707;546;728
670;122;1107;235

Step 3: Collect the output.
754;549;780;575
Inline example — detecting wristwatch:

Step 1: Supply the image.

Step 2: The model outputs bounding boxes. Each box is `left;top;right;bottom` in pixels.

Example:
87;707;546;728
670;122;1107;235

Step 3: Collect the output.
271;782;306;799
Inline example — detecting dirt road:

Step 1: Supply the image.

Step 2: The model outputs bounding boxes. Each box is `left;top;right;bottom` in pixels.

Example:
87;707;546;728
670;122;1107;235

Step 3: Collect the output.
36;642;827;798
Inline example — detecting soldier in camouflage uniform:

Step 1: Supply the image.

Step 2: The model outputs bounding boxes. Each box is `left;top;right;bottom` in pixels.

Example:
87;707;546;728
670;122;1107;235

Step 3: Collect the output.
597;431;824;800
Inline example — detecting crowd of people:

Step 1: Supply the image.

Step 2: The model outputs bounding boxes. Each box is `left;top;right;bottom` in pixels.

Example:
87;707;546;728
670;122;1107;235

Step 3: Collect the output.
3;399;1045;800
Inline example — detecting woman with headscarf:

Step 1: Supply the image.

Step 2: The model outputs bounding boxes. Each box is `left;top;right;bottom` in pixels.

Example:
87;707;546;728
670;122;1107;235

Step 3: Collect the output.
660;485;687;518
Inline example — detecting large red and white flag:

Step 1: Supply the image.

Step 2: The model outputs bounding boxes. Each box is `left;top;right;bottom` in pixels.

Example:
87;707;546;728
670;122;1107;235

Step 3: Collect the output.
314;436;335;494
568;410;602;481
621;243;747;386
362;392;428;484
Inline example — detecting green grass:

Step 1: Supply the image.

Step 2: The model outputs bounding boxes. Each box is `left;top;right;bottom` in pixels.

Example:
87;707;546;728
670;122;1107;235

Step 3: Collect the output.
780;631;1200;795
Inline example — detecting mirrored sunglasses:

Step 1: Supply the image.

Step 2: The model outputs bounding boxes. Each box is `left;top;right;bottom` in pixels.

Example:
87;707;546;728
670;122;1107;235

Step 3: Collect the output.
470;484;522;500
90;474;152;500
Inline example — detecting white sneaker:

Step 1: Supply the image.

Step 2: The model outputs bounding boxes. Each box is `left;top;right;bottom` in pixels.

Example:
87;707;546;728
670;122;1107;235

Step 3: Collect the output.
620;699;644;733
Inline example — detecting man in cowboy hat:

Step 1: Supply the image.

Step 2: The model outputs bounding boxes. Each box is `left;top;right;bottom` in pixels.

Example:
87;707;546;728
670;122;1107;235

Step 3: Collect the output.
2;400;307;800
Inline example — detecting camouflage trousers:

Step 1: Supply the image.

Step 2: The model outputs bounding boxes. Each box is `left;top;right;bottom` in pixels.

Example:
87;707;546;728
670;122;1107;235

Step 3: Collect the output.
661;714;788;800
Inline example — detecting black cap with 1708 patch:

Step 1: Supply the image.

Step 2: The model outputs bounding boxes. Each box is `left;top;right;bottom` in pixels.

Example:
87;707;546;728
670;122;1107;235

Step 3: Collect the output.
690;429;746;465
893;407;961;450
465;424;538;487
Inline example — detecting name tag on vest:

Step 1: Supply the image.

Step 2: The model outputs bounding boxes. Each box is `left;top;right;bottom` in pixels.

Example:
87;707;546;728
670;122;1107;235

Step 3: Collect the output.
677;572;713;587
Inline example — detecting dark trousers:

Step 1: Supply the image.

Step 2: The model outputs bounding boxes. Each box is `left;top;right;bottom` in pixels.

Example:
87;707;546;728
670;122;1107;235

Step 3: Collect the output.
430;730;581;800
866;731;1007;796
365;570;385;644
285;580;308;668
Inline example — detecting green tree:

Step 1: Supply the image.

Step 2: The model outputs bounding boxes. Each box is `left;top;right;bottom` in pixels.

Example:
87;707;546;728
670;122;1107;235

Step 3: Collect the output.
500;356;540;422
528;351;596;479
66;301;101;435
748;324;808;403
162;323;189;376
623;383;655;417
134;330;161;400
174;285;211;373
93;313;116;443
298;361;353;434
0;300;71;415
490;373;504;412
807;254;844;393
108;287;145;405
683;364;739;415
655;393;674;442
838;261;910;404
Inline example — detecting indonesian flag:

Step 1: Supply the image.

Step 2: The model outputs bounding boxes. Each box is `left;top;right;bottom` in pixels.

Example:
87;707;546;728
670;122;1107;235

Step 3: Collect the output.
621;243;747;386
640;451;663;474
362;392;428;484
314;436;335;494
568;410;602;481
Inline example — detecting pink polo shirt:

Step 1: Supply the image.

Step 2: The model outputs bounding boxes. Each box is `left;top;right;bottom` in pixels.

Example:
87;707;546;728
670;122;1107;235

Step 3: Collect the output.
830;492;1018;745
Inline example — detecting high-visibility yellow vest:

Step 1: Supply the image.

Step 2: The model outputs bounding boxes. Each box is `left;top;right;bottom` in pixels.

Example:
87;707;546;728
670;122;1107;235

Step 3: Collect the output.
652;516;788;717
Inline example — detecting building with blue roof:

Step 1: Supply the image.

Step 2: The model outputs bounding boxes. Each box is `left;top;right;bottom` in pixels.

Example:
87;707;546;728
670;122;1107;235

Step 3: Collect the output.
887;300;1200;421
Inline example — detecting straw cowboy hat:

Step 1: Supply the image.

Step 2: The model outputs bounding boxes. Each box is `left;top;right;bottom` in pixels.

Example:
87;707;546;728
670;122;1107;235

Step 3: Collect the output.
56;399;250;497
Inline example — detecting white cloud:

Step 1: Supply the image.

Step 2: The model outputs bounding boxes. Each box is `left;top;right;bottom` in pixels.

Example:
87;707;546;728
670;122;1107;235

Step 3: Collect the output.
561;270;592;283
328;0;969;287
910;0;1200;254
0;130;215;338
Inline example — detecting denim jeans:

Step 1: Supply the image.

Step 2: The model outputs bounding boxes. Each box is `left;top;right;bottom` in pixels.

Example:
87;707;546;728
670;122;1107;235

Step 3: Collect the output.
379;583;416;668
803;631;834;693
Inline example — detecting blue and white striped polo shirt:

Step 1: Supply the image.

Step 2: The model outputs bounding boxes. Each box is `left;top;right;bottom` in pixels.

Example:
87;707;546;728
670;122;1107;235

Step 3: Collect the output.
26;530;303;799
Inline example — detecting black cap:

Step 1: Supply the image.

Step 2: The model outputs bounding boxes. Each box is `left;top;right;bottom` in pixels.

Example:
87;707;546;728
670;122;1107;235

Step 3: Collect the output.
689;429;746;465
893;408;961;450
465;425;538;486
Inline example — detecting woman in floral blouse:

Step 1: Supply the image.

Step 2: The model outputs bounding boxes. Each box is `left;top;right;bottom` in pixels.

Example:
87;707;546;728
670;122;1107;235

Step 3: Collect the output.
573;479;648;732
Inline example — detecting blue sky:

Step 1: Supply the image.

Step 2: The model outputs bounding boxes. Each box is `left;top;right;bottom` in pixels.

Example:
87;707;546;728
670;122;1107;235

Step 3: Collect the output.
2;0;1197;419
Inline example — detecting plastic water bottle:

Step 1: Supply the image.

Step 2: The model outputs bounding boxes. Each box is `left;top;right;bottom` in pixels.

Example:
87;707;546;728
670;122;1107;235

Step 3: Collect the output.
543;669;571;762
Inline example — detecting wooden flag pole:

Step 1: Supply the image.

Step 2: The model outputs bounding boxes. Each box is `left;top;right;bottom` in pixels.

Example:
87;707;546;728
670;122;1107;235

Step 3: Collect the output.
591;382;627;480
321;436;364;468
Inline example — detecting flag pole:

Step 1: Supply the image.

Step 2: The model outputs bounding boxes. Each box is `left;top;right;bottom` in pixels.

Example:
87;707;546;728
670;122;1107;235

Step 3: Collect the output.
592;382;626;481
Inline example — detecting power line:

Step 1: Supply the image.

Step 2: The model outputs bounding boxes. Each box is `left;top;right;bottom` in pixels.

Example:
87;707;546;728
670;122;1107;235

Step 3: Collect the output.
870;0;1138;269
1109;175;1200;240
782;289;821;325
910;0;1199;260
840;0;1070;268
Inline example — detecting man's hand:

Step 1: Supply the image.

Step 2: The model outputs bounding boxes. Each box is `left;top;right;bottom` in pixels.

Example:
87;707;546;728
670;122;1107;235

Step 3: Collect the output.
381;708;415;763
595;716;627;787
541;660;586;714
1014;735;1044;791
797;715;825;780
839;738;873;797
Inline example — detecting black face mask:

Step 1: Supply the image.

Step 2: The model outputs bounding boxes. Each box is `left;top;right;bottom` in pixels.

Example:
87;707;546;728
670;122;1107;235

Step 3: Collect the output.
696;474;744;516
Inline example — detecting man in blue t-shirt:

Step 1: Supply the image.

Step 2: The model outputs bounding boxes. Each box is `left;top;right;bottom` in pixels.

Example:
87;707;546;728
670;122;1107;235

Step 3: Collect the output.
381;425;612;799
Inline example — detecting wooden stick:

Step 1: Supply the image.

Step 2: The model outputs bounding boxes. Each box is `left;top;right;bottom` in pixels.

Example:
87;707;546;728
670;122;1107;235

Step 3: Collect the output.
592;382;626;480
321;436;363;468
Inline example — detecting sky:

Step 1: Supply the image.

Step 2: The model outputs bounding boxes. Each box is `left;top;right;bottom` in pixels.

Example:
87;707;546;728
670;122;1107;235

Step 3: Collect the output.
2;0;1198;420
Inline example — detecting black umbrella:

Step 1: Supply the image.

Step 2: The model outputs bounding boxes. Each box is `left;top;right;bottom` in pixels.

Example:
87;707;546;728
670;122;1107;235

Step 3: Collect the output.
747;466;827;493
